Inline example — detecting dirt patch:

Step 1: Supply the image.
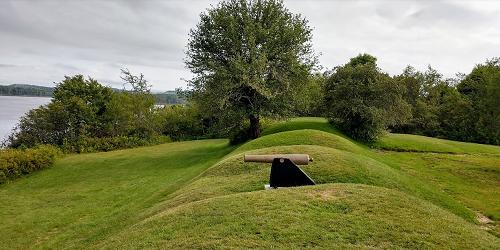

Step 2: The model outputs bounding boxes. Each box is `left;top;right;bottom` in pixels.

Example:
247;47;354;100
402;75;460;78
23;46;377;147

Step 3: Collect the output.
476;213;493;224
308;189;348;201
476;212;495;233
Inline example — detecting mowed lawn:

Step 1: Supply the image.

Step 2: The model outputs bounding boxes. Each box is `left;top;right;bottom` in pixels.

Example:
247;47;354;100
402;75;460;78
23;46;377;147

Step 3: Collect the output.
0;139;233;249
0;117;499;248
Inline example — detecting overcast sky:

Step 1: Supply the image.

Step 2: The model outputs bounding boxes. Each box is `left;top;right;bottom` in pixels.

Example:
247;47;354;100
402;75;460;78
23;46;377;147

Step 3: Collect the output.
1;0;499;92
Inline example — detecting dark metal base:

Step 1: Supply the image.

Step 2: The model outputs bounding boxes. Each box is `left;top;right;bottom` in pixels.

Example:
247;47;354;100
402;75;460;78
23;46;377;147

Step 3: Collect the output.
269;158;316;188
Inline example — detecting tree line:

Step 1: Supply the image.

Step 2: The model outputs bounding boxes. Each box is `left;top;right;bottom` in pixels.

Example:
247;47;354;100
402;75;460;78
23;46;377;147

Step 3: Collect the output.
183;0;499;145
4;0;499;152
323;54;500;144
0;84;54;97
0;83;184;105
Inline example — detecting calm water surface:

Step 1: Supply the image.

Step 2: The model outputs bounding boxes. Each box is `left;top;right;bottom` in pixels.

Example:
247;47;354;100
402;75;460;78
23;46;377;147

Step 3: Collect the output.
0;96;51;142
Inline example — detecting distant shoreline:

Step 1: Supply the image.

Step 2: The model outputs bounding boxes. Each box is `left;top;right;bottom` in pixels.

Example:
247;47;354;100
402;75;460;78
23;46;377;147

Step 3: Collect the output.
0;93;184;105
0;94;52;98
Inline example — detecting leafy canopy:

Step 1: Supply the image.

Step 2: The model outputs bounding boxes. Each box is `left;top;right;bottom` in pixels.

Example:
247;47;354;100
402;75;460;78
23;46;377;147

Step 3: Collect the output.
324;54;410;142
185;0;316;139
6;74;162;151
456;58;500;145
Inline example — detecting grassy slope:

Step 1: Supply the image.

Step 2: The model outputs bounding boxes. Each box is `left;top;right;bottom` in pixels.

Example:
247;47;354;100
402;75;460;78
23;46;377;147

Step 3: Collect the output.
0;117;499;248
377;152;500;220
163;134;476;223
100;185;497;249
99;118;499;248
374;133;500;155
0;140;233;249
265;118;500;218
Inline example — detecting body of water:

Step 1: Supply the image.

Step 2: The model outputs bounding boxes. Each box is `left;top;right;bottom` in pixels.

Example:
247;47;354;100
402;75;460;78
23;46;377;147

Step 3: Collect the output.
0;96;52;142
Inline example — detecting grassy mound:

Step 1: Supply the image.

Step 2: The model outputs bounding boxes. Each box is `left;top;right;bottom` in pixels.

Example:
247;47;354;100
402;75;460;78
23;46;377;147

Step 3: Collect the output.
374;133;500;155
156;143;475;223
99;184;499;249
0;117;498;248
262;117;341;135
377;151;500;221
264;117;500;155
233;129;364;155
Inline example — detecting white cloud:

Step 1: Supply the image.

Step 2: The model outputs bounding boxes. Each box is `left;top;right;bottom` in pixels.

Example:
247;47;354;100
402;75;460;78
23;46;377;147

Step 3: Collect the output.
0;0;499;91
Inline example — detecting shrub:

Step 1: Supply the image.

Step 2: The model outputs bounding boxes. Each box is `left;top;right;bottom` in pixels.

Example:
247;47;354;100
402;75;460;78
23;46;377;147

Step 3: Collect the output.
0;145;62;184
323;54;410;142
158;105;206;140
6;74;163;151
229;125;251;145
61;136;171;153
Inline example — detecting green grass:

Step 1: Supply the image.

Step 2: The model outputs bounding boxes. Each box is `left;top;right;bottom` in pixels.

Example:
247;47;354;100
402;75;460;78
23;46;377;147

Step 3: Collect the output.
233;129;364;155
98;184;498;249
0;117;499;248
375;152;500;220
262;117;341;136
159;141;478;224
374;133;500;155
0;139;234;249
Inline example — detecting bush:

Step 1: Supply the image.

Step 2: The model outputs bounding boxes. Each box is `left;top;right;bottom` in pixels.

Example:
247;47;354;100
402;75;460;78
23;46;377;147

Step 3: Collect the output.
158;105;206;140
0;145;62;184
61;136;171;153
229;126;251;145
324;54;410;142
6;74;164;152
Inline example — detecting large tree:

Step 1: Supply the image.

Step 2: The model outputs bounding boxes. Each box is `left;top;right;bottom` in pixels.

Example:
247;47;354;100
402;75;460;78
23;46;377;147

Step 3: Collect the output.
7;75;113;148
456;58;500;145
393;66;449;136
324;54;410;142
185;0;316;139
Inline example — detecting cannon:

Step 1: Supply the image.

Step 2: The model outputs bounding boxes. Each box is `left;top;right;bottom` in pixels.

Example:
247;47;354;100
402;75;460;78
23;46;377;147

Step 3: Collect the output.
244;154;316;188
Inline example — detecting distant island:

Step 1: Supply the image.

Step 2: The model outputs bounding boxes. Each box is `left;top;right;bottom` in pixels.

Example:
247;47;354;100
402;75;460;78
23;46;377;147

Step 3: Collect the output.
0;84;184;105
0;84;54;97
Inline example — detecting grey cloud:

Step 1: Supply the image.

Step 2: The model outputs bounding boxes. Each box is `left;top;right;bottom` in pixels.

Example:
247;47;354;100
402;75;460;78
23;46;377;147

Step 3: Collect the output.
0;0;499;91
400;1;489;29
0;64;19;68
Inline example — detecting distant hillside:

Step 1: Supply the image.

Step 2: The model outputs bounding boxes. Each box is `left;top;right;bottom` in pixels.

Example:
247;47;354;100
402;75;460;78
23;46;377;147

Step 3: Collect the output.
0;84;53;97
0;84;185;104
154;90;185;105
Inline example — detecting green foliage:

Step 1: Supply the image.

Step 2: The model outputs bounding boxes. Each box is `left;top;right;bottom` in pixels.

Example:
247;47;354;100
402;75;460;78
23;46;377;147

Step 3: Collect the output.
456;58;500;145
324;54;410;142
157;104;206;140
0;145;61;184
0;118;499;247
185;0;316;138
52;75;114;139
60;135;171;153
6;74;166;152
6;102;68;147
7;75;114;147
292;73;326;116
393;59;500;145
154;91;185;105
437;87;474;141
104;91;158;139
393;66;455;136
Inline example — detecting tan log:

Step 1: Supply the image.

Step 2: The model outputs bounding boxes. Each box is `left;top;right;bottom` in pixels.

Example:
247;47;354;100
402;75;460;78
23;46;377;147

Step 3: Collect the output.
243;154;312;165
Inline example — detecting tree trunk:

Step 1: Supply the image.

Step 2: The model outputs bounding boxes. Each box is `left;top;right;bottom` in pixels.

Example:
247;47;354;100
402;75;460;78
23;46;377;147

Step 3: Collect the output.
249;114;261;139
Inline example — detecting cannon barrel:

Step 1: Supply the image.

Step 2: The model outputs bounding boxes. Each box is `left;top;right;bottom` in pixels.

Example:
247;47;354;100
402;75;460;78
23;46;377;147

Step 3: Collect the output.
244;154;312;165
